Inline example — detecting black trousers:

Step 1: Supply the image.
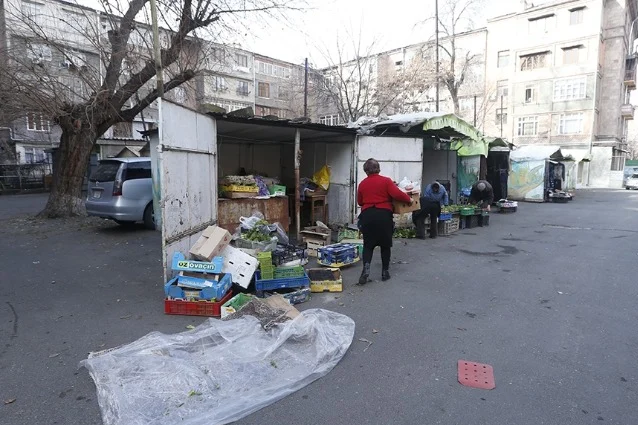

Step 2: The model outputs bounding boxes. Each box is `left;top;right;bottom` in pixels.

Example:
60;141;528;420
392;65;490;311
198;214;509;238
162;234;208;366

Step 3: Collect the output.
359;207;393;271
412;200;441;238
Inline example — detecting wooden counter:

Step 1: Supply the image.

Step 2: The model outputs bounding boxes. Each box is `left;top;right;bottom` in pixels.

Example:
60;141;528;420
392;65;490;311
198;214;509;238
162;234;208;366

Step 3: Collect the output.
218;197;290;233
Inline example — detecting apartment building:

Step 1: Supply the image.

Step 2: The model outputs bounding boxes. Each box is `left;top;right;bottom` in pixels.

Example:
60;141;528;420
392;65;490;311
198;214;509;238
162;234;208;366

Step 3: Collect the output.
484;0;637;188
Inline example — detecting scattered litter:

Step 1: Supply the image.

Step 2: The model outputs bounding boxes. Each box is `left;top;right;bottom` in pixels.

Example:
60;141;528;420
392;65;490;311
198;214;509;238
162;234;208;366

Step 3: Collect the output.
270;360;278;368
81;309;354;425
557;291;564;295
48;353;60;358
457;360;495;390
186;325;196;330
372;329;379;334
51;281;56;285
358;338;373;352
400;305;405;309
339;302;345;306
33;261;40;264
119;315;132;320
4;398;16;405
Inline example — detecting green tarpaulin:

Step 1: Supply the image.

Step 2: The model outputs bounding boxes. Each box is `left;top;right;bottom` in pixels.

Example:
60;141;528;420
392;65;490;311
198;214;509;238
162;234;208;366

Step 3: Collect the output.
423;115;508;157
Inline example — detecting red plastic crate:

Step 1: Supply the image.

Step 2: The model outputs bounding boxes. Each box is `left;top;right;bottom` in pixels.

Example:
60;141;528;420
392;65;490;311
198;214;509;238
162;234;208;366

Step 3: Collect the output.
164;290;233;317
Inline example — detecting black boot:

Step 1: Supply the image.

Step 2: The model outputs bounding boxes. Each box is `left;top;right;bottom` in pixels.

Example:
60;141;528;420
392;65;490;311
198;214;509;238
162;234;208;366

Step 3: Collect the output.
430;220;438;239
382;269;391;281
358;263;371;285
415;221;426;239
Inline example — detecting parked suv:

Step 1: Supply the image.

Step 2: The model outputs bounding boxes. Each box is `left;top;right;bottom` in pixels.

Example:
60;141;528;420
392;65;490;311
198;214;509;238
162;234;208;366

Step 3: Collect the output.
85;158;155;229
626;174;638;190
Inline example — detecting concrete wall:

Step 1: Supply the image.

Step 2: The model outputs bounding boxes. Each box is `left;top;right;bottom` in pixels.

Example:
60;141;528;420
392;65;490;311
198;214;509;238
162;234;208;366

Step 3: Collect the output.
588;146;613;187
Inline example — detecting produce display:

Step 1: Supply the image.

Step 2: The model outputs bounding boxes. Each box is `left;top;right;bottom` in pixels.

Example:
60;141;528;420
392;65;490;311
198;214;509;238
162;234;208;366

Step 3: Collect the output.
441;204;462;213
242;220;274;242
394;228;416;239
220;175;257;186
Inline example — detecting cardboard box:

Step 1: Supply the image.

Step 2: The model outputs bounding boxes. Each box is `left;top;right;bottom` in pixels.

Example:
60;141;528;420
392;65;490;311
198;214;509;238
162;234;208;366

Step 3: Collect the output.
301;225;331;257
189;226;232;261
393;192;420;214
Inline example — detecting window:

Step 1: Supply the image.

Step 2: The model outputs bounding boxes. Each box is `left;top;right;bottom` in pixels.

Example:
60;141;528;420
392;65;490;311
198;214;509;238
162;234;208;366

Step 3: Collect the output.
125;162;152;180
559;113;584;134
21;1;43;23
61;49;86;68
27;113;50;132
212;48;226;63
553;77;587;101
529;14;555;34
237;81;249;96
320;114;341;126
611;148;625;171
520;52;548;71
525;86;536;103
258;82;270;98
257;61;273;75
517;116;538;136
495;108;508;125
59;76;85;100
563;46;581;64
26;42;52;63
497;51;509;68
256;106;271;116
570;7;584;25
497;80;509;99
211;76;226;91
235;54;248;68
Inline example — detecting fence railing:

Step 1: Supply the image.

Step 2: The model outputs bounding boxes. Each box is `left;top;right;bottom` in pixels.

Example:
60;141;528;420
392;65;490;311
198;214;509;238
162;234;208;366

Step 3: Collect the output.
0;162;53;193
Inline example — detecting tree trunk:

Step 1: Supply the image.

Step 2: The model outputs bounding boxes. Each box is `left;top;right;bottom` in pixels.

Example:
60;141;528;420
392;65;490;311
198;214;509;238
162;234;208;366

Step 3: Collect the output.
40;126;96;218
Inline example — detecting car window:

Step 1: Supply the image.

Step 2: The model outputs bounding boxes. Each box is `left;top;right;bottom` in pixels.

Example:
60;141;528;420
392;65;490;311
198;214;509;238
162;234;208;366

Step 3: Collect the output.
90;161;122;182
125;162;152;181
632;174;638;179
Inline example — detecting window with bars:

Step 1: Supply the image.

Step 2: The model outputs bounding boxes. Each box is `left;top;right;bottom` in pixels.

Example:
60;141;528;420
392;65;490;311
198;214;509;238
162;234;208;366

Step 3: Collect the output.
520;52;548;71
553;77;586;101
611;148;625;171
559;113;584;134
27;113;50;132
517;116;538;136
211;76;227;91
258;82;270;98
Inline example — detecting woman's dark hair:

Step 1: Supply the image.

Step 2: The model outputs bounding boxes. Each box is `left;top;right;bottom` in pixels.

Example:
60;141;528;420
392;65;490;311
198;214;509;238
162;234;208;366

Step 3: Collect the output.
364;158;380;175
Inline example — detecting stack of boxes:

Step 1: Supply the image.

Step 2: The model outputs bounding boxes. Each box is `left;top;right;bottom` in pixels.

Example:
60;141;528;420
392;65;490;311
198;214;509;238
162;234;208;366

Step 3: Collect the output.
317;243;360;268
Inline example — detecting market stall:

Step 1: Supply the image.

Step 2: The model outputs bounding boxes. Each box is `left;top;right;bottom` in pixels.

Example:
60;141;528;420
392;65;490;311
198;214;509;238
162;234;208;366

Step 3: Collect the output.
508;145;574;202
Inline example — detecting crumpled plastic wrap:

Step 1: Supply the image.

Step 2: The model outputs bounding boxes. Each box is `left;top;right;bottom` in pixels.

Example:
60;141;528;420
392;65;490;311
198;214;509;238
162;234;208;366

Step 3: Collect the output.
80;309;355;425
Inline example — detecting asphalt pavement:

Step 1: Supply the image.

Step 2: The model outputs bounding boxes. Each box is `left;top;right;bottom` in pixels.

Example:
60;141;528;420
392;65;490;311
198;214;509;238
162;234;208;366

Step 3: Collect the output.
1;190;637;425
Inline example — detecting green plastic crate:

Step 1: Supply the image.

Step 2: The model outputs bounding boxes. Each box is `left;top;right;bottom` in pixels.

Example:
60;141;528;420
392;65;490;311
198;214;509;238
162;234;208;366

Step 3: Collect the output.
274;265;305;279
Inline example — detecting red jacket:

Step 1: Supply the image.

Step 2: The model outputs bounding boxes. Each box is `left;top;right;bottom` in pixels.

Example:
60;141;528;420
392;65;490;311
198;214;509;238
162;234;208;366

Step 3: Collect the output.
357;174;411;212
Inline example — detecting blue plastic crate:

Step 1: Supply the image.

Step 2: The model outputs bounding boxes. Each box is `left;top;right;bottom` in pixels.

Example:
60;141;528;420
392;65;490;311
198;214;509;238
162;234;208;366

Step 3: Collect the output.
172;252;223;274
164;274;233;302
439;212;453;221
317;243;359;265
255;271;310;292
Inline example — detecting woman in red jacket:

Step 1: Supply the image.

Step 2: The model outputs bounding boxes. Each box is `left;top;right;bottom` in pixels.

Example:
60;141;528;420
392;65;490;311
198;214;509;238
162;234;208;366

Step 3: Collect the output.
357;158;412;285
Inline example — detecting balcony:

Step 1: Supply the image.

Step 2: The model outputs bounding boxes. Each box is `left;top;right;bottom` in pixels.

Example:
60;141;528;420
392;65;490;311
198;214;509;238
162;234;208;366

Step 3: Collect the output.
621;104;635;120
625;57;636;89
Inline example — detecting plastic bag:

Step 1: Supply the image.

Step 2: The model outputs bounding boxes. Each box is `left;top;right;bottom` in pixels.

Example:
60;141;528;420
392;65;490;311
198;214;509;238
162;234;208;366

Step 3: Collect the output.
80;309;355;425
312;165;331;191
398;177;420;193
239;211;265;230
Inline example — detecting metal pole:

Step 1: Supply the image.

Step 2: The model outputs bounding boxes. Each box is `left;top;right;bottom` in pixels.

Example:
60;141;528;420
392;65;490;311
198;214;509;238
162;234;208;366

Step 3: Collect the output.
473;95;477;126
294;129;301;241
500;95;503;138
304;58;308;118
149;0;163;97
435;0;440;112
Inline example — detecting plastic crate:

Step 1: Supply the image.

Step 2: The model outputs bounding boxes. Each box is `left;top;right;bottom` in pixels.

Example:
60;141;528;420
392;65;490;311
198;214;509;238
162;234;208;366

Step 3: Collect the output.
164;290;234;317
272;243;308;266
169;273;233;301
338;228;361;242
220;245;259;289
220;184;258;193
274;265;305;278
264;287;311;305
268;184;286;196
221;293;255;318
460;207;475;216
317;243;359;264
478;214;490;227
439;212;453;221
308;268;343;293
438;217;460;235
464;215;479;229
254;270;311;293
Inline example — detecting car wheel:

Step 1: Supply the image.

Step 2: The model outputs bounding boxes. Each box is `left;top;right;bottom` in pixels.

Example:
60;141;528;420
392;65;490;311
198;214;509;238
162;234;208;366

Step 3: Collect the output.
143;203;155;230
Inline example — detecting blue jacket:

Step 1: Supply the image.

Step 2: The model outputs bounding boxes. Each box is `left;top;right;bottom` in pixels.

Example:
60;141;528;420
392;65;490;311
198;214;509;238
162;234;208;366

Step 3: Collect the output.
422;183;449;206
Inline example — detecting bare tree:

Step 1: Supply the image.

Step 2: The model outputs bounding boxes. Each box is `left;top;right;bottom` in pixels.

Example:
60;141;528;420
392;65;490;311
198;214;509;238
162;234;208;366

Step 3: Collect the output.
1;0;298;217
315;31;432;123
432;0;484;114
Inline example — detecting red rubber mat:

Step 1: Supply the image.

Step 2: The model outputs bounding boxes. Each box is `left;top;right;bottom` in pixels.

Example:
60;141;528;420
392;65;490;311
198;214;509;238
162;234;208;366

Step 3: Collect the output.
457;360;495;390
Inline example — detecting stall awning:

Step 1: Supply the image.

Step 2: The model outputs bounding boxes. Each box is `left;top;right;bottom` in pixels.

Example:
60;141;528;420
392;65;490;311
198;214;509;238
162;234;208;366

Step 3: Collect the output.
510;145;573;162
561;149;592;163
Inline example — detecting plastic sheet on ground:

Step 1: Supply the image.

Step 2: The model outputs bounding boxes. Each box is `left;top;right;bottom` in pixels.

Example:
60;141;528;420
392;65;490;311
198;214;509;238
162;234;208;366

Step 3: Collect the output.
80;309;355;425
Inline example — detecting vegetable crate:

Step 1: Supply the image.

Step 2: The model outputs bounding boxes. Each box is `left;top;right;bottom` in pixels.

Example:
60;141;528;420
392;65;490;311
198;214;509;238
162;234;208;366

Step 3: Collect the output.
478;214;490;227
268;184;286;196
254;270;311;297
459;207;476;216
272;243;308;266
220;184;259;193
308;268;343;293
337;227;361;242
264;287;311;305
221;293;255;319
164;290;234;317
438;217;460;236
439;212;453;221
317;243;360;268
